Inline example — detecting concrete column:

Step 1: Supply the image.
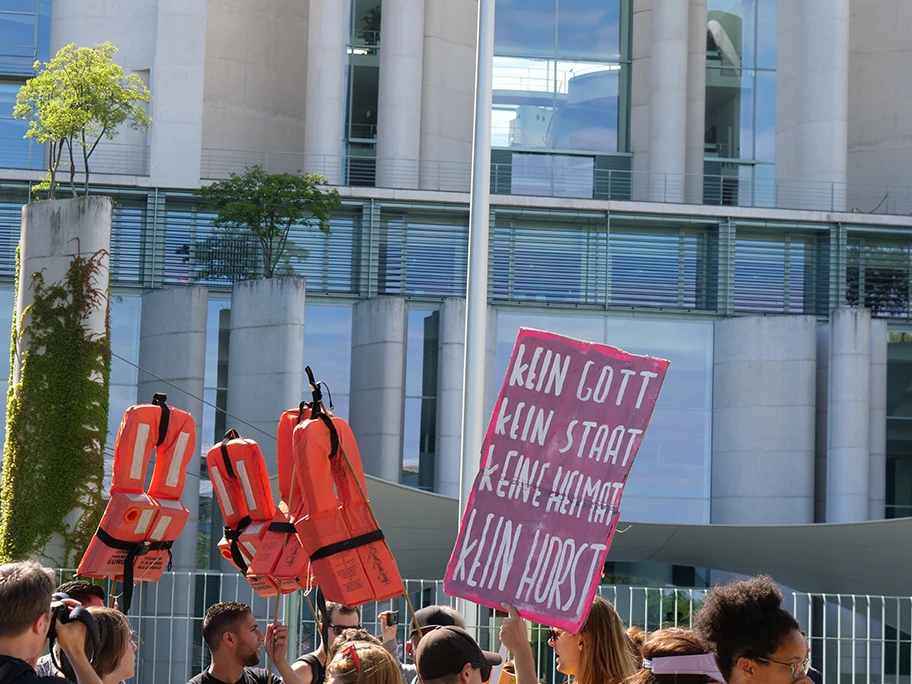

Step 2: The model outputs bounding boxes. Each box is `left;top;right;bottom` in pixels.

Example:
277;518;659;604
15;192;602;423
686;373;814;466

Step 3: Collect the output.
435;299;498;498
149;0;207;187
136;287;207;570
814;324;829;523
869;318;888;520
827;308;871;523
304;0;347;184
225;278;306;475
349;297;408;482
647;0;689;203
629;0;651;201
776;0;849;210
376;0;424;189
712;316;817;524
685;0;706;204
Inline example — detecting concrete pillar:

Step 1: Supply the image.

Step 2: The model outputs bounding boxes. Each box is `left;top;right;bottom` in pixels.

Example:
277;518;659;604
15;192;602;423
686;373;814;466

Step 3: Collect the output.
629;0;651;201
376;0;424;189
135;287;206;684
11;198;112;565
304;0;347;184
827;308;871;523
869;318;888;520
776;0;849;210
225;277;306;475
136;287;207;570
435;299;498;498
712;316;817;524
349;297;408;482
148;0;207;187
647;0;689;203
685;0;706;204
814;324;829;523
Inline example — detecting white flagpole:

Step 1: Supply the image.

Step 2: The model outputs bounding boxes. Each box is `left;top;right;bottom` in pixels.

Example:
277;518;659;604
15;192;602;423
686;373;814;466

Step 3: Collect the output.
457;0;495;640
459;0;496;517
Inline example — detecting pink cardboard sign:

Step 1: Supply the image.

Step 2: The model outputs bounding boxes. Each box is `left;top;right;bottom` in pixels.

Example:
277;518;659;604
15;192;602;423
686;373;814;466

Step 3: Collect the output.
444;328;670;632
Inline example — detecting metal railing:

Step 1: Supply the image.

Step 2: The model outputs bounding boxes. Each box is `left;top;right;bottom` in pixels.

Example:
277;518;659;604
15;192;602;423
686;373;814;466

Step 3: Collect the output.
0;138;150;176
200;149;912;216
46;570;912;684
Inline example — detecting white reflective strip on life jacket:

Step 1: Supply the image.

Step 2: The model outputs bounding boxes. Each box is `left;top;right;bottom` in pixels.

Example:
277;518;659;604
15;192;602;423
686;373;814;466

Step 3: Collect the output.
135;509;154;536
236;460;257;512
165;432;191;489
242;541;257;558
150;516;172;541
211;468;234;517
131;423;151;481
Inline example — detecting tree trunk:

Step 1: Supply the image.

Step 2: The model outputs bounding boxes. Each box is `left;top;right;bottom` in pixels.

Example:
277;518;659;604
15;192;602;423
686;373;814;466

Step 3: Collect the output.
67;139;77;198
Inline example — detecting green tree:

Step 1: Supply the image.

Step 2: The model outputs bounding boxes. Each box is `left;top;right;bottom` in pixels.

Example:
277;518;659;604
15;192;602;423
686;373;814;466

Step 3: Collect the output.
196;165;342;279
13;42;151;199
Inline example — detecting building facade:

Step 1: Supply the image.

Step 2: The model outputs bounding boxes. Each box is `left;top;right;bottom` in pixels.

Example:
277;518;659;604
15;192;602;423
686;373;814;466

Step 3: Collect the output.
0;0;911;586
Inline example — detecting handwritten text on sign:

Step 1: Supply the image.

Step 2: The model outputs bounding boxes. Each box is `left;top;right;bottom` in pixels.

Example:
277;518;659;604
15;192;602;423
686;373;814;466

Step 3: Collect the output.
444;328;669;632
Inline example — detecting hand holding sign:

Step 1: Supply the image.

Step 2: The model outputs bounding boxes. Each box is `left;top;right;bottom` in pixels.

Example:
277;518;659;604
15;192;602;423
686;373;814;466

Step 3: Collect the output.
444;328;669;632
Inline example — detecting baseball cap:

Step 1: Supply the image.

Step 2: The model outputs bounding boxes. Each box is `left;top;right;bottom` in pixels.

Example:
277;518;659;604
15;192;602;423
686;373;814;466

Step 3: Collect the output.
415;626;502;681
410;606;463;638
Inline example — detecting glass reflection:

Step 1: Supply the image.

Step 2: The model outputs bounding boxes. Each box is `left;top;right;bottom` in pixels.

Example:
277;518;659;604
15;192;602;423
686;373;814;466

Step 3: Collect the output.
494;0;556;58
707;0;755;69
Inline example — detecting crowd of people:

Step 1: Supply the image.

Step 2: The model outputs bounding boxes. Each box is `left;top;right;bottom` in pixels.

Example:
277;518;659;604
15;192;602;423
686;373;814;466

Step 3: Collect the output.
0;560;821;684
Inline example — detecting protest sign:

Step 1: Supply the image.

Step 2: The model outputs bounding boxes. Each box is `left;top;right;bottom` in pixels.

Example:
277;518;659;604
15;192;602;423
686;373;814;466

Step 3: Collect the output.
444;328;669;632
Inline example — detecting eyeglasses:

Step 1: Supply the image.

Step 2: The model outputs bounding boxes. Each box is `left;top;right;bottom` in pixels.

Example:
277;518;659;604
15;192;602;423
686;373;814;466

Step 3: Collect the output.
756;654;811;680
547;628;565;644
330;624;362;637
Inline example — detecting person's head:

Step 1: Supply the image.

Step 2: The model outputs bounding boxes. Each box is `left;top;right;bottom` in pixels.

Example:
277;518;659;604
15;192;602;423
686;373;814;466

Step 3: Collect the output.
0;561;56;658
546;595;638;684
693;575;811;684
327;628;381;663
328;640;400;684
321;601;362;653
56;580;106;608
415;626;501;684
627;628;723;684
202;602;264;667
57;608;135;684
407;605;466;660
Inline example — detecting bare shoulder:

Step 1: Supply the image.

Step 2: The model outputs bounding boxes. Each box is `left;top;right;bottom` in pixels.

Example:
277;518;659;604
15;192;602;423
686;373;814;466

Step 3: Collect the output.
291;658;314;684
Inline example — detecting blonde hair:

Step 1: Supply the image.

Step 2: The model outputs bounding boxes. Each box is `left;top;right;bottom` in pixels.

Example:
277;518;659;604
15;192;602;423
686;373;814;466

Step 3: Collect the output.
328;641;400;684
576;596;639;684
57;607;131;680
625;628;714;684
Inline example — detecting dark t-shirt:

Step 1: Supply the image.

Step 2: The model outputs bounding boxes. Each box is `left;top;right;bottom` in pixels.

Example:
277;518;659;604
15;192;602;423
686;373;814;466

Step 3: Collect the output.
0;655;71;684
187;668;283;684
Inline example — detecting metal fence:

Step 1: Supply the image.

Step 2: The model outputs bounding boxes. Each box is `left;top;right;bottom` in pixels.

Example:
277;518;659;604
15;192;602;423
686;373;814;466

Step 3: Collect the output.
0;139;150;176
200;148;912;217
50;570;912;684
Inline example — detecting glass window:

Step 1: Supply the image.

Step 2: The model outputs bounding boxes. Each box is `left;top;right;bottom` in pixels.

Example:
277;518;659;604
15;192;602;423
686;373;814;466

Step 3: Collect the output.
0;12;36;48
557;0;622;60
707;0;755;70
303;304;352;418
754;71;775;163
494;312;713;524
0;1;39;13
110;292;141;387
494;0;556;58
404;308;438;490
510;153;594;197
886;331;912;519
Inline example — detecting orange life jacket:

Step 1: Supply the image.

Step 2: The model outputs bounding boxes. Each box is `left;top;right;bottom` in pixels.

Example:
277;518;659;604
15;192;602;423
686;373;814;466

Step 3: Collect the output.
246;405;316;595
206;429;278;597
78;394;195;611
291;409;404;606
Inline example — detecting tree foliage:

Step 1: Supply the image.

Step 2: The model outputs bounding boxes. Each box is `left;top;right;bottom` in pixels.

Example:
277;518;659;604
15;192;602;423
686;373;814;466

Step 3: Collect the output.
196;165;342;279
14;42;151;199
0;246;111;566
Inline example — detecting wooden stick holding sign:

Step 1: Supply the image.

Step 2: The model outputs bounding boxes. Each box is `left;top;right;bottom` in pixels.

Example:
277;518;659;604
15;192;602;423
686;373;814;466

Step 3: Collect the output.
444;328;669;632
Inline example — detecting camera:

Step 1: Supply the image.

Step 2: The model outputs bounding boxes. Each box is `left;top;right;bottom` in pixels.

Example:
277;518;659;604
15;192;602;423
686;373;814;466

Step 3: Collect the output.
47;592;100;667
386;611;399;628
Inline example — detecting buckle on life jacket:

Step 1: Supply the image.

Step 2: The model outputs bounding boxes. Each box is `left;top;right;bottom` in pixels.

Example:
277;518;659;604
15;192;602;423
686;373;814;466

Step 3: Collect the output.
223;515;253;573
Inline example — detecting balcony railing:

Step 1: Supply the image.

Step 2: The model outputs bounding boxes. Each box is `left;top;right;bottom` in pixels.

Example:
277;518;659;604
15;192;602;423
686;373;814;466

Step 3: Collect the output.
0;138;150;176
200;148;912;216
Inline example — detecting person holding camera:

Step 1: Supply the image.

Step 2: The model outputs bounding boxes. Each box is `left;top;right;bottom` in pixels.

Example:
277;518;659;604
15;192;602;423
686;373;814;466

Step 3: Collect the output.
35;581;107;678
0;561;102;684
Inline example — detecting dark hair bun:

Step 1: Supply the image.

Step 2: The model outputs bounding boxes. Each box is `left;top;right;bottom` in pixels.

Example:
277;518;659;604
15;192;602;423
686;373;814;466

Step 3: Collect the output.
693;575;784;644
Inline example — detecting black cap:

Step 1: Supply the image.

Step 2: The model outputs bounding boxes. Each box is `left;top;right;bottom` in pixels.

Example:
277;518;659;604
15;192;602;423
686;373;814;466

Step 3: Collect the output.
410;606;462;637
415;626;502;681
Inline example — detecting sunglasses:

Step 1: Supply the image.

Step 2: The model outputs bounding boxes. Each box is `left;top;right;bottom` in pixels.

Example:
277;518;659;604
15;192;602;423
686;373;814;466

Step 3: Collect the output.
547;628;561;643
477;664;492;682
330;624;362;637
756;654;811;680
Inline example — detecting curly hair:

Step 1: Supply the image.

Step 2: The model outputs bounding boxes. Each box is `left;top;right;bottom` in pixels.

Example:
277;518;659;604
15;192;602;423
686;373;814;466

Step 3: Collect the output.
692;575;800;682
626;628;715;684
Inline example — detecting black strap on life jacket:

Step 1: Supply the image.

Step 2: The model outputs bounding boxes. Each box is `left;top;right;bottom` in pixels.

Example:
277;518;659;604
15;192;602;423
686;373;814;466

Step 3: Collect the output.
268;521;297;534
219;429;241;478
93;527;174;612
305;366;339;459
151;393;170;446
223;514;253;574
309;529;385;562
